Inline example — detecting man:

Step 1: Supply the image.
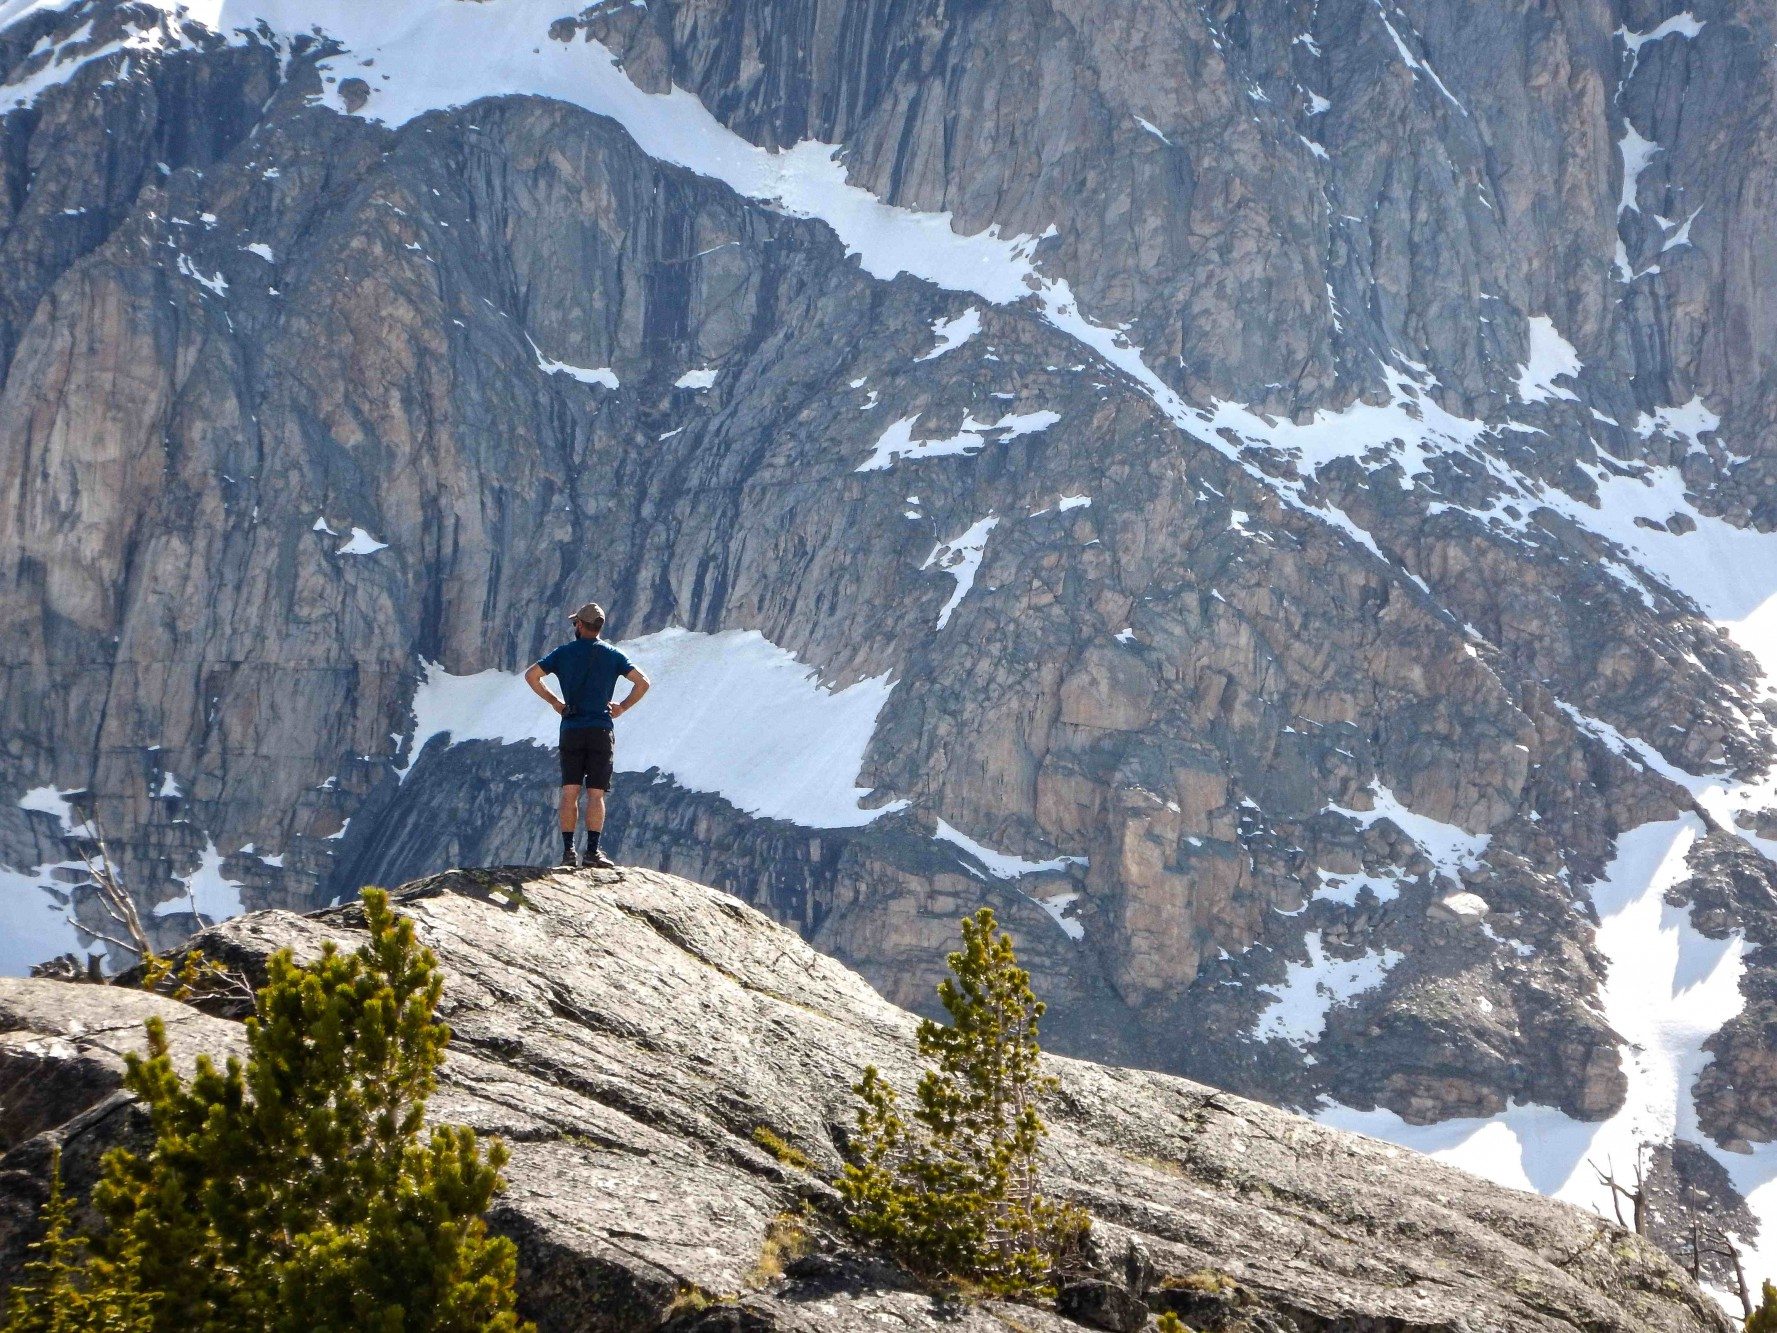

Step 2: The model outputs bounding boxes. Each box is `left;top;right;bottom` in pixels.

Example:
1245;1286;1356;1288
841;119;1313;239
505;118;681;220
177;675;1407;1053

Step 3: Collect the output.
524;602;650;869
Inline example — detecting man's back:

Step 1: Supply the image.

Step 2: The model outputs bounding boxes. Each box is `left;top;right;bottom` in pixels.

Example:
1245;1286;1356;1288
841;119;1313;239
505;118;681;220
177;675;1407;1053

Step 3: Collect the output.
538;638;634;730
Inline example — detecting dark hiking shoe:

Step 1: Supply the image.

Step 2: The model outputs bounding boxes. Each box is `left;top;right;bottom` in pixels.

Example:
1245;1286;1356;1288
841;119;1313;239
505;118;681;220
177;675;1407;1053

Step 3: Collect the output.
582;850;617;870
557;850;580;869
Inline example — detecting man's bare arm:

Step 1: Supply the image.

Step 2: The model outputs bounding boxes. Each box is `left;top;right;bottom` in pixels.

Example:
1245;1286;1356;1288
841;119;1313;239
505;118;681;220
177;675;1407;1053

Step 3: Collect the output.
524;663;565;715
610;666;651;719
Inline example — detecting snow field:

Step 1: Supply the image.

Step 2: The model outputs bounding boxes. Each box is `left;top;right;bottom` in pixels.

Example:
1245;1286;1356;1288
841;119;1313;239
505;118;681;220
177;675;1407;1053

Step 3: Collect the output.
1256;930;1403;1050
405;627;903;829
1;783;251;977
1320;817;1777;1307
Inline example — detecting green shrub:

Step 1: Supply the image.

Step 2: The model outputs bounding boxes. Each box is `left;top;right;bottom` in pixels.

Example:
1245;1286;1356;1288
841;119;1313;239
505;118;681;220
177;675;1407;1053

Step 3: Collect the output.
750;1125;813;1171
1155;1315;1194;1333
836;907;1088;1295
1159;1269;1234;1294
4;888;530;1333
748;1209;813;1286
1749;1280;1777;1332
2;1148;151;1332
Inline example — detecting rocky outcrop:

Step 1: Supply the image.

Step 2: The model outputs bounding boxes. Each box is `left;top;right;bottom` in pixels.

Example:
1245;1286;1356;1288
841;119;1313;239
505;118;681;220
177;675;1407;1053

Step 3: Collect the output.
0;866;1737;1331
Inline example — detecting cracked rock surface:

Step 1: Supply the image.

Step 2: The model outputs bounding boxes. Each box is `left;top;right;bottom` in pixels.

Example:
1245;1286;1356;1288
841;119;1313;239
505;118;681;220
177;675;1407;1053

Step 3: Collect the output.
0;867;1734;1331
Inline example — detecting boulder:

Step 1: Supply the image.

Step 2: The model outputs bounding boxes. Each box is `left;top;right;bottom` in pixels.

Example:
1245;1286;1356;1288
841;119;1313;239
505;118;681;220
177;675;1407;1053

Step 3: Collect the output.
1428;892;1492;924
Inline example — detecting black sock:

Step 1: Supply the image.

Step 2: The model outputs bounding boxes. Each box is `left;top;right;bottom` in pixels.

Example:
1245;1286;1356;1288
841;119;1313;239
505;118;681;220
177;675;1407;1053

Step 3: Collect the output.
561;831;575;858
584;829;601;856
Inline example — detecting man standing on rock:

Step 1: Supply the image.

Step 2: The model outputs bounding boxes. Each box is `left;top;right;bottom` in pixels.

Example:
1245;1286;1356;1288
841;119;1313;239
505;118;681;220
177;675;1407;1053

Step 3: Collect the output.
524;602;650;869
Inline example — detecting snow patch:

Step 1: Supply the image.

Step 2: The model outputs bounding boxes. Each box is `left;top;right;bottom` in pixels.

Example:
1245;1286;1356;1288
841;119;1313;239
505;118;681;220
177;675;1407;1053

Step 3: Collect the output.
1217;364;1485;488
1617;122;1660;217
916;307;981;361
1256;931;1402;1046
1515;316;1581;403
176;252;227;296
934;819;1087;879
18;786;78;824
1621;13;1704;59
993;410;1060;439
1133;116;1173;145
674;367;718;390
1326;783;1490;879
856;411;1057;472
1633;396;1719;450
1661;208;1702;253
1038;892;1085;940
531;337;618;388
336;527;388;555
932;821;1088;939
158;839;245;921
242;241;275;261
922;517;997;630
1314;870;1403;906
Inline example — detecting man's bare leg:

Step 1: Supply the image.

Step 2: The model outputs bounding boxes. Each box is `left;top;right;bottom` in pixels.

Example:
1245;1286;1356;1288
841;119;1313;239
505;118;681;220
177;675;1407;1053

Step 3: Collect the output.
558;784;581;865
582;788;614;867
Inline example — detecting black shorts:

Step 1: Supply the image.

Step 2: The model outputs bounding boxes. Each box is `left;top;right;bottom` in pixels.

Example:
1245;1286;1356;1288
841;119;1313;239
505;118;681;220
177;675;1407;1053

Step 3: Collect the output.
559;727;615;790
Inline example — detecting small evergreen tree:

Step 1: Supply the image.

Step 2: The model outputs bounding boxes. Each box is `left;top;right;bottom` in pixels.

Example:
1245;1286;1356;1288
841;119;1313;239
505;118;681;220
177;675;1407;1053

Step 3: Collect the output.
2;1150;151;1332
1749;1280;1777;1333
4;888;529;1333
838;907;1088;1295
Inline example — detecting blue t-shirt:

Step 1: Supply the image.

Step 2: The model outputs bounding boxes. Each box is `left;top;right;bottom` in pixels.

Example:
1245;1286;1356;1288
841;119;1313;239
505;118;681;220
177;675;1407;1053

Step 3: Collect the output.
538;638;634;733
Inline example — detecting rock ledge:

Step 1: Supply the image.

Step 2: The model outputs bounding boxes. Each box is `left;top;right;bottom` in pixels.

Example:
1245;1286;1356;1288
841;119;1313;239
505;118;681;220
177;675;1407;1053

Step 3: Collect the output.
0;865;1733;1331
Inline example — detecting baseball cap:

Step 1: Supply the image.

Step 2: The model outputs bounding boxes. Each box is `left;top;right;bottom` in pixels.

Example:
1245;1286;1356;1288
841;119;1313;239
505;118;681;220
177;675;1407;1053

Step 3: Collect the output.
570;601;605;626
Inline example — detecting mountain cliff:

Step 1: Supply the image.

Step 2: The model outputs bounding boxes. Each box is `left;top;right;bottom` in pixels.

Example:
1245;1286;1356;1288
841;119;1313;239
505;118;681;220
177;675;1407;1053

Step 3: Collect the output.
0;865;1742;1330
2;0;1775;1294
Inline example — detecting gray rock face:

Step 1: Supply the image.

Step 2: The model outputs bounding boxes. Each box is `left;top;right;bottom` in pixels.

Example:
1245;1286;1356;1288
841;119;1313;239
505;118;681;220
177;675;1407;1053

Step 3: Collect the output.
0;867;1738;1331
1;0;1775;1257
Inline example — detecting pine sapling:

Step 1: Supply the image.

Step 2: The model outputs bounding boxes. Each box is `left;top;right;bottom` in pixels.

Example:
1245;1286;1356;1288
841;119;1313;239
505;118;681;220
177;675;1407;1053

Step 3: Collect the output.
1748;1279;1777;1333
6;887;530;1333
838;907;1088;1295
2;1148;151;1332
